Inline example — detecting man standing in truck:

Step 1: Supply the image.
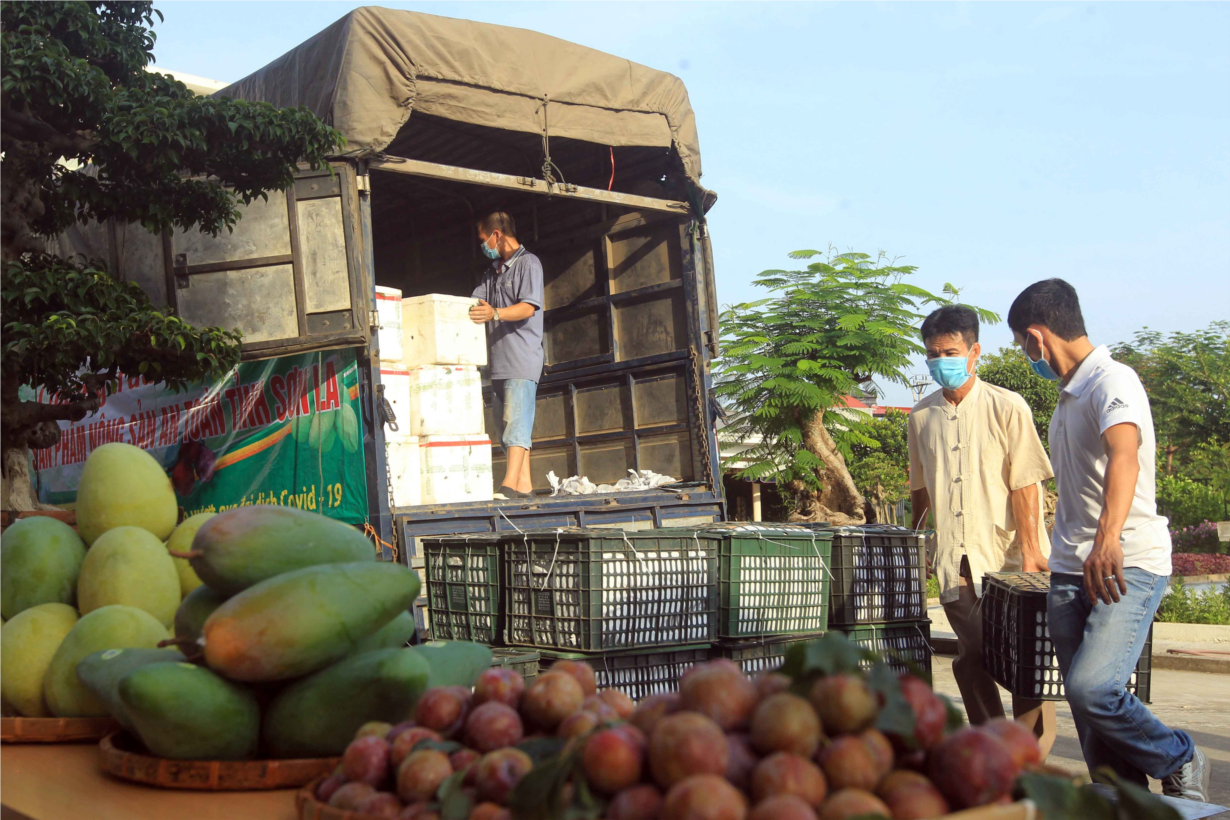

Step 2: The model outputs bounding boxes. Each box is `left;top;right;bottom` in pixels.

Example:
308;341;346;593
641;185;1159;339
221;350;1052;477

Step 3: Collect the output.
908;304;1057;757
469;212;544;500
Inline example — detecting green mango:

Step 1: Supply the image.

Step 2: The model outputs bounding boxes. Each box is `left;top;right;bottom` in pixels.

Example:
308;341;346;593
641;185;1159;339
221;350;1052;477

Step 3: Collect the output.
409;640;494;689
43;605;169;717
174;585;229;644
1;516;87;619
78;526;181;628
185;506;374;596
119;661;259;760
1;603;78;717
349;610;416;656
263;648;431;758
203;562;420;682
339;403;360;454
165;513;214;596
75;647;186;733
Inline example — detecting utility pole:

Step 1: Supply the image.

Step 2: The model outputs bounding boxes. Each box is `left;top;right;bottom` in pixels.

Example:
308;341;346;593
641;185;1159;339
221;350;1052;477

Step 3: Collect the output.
909;374;932;404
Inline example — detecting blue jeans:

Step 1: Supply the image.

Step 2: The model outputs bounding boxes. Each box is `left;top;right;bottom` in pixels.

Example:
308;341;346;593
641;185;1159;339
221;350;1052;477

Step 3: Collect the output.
492;379;537;451
1048;570;1193;784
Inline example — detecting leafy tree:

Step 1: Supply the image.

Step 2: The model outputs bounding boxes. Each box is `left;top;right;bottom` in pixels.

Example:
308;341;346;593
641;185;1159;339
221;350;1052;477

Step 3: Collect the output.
977;347;1059;448
1111;322;1230;476
716;248;998;525
1;2;344;509
848;408;910;524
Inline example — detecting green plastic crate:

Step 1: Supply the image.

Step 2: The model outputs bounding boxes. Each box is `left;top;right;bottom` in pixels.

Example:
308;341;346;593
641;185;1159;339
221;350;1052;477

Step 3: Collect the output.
835;620;933;677
502;528;717;652
710;632;824;677
424;535;503;644
539;644;711;702
662;524;831;639
490;649;540;686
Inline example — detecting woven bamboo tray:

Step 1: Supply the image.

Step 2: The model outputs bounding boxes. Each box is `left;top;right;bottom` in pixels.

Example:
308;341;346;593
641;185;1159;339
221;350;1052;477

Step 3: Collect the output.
1;715;120;743
100;732;341;791
296;777;389;820
291;776;1038;820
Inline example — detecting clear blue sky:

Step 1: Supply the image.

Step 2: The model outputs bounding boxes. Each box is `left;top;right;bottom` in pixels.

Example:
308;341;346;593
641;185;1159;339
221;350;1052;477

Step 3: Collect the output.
153;2;1229;406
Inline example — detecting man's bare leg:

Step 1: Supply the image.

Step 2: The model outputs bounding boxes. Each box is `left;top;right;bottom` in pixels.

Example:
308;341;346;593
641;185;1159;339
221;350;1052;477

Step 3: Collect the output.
1013;697;1057;762
502;446;529;493
518;449;533;494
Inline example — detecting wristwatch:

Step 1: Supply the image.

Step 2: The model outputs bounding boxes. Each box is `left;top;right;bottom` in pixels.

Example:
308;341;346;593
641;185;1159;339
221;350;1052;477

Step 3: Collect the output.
490;308;500;325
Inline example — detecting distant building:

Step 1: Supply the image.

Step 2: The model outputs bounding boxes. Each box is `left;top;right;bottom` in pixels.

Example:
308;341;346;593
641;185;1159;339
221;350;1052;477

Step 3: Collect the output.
149;68;229;96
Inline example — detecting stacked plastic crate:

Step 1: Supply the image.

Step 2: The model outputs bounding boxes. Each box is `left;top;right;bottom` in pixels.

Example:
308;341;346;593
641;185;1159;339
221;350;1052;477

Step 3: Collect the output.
422;528;719;700
378;290;494;509
811;524;932;677
694;524;834;677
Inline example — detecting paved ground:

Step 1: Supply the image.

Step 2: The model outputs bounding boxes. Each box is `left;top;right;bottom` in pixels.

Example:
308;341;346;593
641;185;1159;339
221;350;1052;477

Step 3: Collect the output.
931;655;1230;816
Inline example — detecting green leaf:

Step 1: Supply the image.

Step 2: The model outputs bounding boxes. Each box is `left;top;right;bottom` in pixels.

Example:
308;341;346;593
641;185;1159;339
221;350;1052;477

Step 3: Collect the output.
509;747;575;820
939;694;965;733
516;736;568;764
436;769;473;820
413;738;464;755
781;632;870;679
1091;768;1182;820
1015;772;1116;820
867;662;916;745
561;771;605;820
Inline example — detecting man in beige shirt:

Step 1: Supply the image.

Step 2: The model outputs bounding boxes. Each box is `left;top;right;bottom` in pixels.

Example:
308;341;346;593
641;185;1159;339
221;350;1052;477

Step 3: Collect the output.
908;305;1056;755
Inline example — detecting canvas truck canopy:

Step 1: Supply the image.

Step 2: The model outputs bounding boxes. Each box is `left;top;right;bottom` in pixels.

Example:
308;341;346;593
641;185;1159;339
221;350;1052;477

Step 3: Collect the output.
215;7;707;200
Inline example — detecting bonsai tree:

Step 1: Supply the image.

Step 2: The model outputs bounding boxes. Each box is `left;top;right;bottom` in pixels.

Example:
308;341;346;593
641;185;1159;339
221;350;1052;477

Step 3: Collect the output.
1;1;343;509
716;249;997;525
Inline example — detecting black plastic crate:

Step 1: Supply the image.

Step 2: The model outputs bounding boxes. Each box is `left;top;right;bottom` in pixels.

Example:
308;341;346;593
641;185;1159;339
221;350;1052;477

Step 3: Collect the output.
539;644;711;702
423;535;503;644
710;632;824;677
803;525;926;627
982;572;1152;703
680;524;831;639
502;529;717;652
491;648;540;686
834;620;933;678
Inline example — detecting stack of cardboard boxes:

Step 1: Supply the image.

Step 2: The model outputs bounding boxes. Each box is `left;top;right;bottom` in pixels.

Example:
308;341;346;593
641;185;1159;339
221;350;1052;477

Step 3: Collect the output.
376;288;493;507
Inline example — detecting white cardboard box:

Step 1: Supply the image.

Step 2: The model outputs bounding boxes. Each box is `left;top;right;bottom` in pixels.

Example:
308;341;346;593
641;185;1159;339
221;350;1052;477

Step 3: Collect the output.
375;286;404;363
402;293;488;368
386;434;421;508
420;434;493;504
407;365;484;437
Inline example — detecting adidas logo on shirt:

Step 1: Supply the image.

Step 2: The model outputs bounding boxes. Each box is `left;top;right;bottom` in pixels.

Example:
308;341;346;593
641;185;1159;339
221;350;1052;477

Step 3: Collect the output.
1105;398;1128;413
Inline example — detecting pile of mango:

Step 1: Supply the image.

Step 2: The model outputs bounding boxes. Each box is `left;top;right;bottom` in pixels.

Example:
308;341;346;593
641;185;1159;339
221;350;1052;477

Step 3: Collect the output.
2;442;479;761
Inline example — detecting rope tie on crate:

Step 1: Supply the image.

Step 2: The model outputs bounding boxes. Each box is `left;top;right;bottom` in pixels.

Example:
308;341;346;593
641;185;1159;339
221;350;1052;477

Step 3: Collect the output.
915;622;934;656
497;507;531;553
751;532;833;581
364;523;398;563
618;530;643;562
539;529;563;591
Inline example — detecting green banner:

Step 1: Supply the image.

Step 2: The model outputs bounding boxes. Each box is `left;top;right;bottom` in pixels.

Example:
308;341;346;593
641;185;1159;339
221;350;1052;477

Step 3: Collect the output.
30;349;369;525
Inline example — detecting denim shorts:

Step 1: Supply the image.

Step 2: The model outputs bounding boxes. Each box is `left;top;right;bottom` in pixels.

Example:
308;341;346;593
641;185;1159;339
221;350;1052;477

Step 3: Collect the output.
493;379;537;451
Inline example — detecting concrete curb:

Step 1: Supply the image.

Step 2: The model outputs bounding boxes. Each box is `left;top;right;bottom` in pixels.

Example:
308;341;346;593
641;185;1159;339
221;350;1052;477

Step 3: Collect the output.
1152;653;1230;675
928;638;1230;675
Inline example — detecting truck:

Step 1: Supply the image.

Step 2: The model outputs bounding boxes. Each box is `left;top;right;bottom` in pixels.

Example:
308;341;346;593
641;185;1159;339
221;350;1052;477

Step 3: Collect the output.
44;7;726;631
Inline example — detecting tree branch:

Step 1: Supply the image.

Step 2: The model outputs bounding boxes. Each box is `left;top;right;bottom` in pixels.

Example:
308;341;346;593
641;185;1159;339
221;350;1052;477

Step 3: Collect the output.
0;109;97;157
3;395;101;431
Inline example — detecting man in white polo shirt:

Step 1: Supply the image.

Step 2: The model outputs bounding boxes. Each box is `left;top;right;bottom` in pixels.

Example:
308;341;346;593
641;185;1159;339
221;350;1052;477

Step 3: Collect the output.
1008;278;1208;801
